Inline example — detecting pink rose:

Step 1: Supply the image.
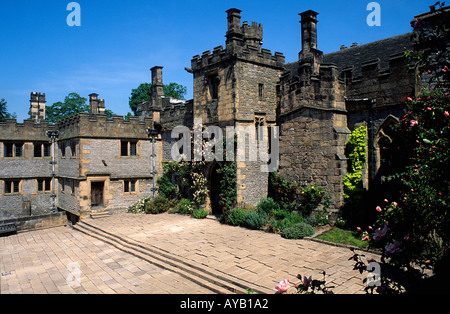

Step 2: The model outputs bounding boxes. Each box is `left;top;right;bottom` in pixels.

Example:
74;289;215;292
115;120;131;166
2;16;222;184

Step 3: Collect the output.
443;66;448;72
274;279;290;294
407;97;413;102
392;202;398;207
376;206;382;212
385;241;403;255
410;120;418;127
445;111;449;117
373;225;389;241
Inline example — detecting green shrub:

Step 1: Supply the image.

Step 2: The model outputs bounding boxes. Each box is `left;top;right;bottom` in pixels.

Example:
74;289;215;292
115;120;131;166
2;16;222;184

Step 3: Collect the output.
303;210;330;227
244;210;268;230
272;209;290;220
145;195;176;215
170;198;195;215
269;212;303;233
157;174;178;199
299;184;325;217
281;223;315;240
127;196;153;214
257;197;280;215
228;208;247;226
192;208;208;219
269;172;300;211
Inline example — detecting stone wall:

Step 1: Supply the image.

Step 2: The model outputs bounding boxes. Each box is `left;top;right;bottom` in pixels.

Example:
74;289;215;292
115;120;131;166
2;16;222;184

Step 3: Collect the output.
278;52;350;215
0;212;67;233
0;120;58;219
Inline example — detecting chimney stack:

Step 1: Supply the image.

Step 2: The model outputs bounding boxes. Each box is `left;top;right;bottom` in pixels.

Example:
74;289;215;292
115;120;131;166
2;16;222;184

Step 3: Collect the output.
29;92;46;122
298;10;323;74
299;10;319;52
150;66;164;119
226;8;243;50
226;8;242;33
89;93;105;115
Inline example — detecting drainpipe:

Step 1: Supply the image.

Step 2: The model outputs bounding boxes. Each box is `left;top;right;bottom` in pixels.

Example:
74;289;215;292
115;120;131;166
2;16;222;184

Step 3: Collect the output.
46;130;59;212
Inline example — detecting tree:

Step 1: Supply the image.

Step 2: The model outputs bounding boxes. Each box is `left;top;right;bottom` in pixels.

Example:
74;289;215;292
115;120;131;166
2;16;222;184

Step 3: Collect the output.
128;82;187;116
164;83;187;100
46;93;115;123
0;98;17;122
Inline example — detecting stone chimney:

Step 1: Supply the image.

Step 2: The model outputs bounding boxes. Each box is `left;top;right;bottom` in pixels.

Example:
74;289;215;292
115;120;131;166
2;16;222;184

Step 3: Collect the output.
29;92;46;122
151;66;164;111
298;10;323;75
226;8;244;50
299;10;319;52
150;66;164;123
89;93;105;115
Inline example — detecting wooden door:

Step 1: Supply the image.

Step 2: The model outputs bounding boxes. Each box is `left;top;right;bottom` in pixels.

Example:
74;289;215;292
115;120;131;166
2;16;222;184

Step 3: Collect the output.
91;182;104;207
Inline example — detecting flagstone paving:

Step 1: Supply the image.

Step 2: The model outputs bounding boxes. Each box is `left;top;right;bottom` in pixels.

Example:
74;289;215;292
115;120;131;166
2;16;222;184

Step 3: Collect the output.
0;212;379;294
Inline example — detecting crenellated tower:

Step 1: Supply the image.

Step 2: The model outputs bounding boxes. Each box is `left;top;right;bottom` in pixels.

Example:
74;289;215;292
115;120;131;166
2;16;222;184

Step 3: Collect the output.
189;8;285;210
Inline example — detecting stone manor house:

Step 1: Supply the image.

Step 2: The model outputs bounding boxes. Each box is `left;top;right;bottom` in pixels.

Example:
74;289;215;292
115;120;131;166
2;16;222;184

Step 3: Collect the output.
1;6;449;229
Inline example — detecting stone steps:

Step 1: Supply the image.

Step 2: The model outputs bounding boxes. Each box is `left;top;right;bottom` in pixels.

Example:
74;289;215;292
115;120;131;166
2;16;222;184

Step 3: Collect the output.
72;220;272;294
89;210;110;220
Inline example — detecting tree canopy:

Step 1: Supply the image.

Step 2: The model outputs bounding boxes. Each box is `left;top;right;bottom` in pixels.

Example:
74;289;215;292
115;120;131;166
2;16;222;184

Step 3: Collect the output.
0;98;17;122
46;93;115;123
128;82;187;116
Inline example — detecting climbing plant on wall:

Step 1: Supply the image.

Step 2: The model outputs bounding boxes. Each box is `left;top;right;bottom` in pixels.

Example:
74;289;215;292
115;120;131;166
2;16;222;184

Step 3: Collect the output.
217;161;237;216
343;126;368;201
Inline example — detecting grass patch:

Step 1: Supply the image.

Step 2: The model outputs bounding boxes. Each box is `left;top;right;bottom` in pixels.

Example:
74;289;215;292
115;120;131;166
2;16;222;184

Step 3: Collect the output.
316;227;369;249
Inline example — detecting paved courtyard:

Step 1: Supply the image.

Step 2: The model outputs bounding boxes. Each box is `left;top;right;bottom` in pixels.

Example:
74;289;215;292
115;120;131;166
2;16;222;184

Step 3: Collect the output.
0;212;378;294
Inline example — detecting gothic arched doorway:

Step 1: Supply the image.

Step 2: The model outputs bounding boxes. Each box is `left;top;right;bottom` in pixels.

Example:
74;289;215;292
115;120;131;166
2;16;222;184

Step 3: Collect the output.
209;163;223;216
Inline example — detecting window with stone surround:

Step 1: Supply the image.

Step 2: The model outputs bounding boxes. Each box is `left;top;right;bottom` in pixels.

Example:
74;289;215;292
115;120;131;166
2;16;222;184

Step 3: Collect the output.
34;143;51;158
124;180;137;193
59;141;66;158
120;141;138;157
70;140;77;157
37;178;52;192
254;114;266;142
4;180;20;194
3;142;23;158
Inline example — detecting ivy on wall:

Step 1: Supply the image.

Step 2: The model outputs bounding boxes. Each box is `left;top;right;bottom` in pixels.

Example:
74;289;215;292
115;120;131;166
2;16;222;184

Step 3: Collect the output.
343;126;368;200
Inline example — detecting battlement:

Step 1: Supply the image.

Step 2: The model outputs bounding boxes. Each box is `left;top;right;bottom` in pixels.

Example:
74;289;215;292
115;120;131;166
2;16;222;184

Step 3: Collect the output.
30;92;46;102
160;99;193;131
280;62;345;116
191;44;285;70
241;21;263;46
0;119;56;141
191;8;284;71
57;113;153;140
323;33;416;106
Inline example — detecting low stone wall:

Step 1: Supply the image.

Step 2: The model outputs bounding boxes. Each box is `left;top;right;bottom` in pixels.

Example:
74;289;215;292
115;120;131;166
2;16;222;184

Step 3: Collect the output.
0;212;67;234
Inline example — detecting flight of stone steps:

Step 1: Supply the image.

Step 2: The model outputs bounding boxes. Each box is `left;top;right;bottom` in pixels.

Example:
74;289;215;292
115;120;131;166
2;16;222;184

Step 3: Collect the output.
72;219;273;294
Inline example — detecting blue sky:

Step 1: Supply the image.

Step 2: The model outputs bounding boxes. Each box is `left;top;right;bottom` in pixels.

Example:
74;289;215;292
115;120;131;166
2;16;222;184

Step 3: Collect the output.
0;0;431;121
